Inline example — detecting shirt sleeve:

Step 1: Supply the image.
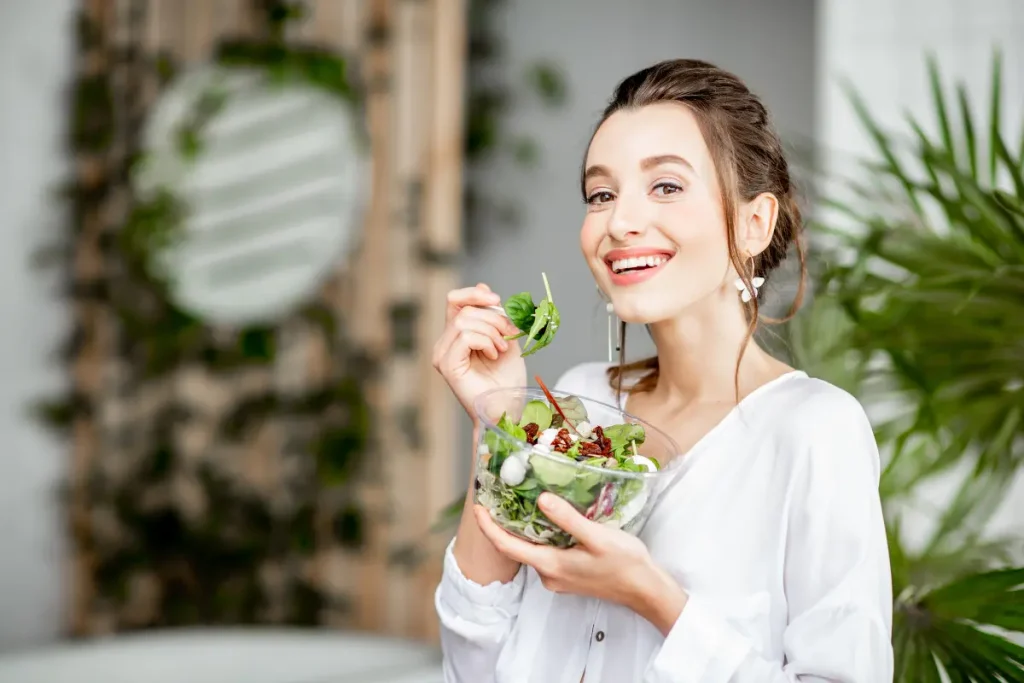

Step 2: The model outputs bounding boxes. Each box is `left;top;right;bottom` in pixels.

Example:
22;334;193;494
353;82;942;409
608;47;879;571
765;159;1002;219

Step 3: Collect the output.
435;539;528;683
644;389;895;683
435;363;604;681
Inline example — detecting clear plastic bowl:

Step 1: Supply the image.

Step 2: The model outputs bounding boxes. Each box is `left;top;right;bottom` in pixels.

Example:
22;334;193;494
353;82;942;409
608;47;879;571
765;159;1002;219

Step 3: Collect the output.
472;386;680;548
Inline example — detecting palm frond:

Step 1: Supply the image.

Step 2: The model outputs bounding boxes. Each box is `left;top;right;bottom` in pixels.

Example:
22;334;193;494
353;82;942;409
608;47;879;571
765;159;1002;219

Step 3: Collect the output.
922;471;1013;560
894;566;1024;682
821;47;1024;474
888;510;1024;683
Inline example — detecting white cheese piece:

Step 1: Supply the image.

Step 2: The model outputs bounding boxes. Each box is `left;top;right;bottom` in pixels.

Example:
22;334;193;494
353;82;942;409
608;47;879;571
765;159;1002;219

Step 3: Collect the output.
537;428;560;448
499;456;527;486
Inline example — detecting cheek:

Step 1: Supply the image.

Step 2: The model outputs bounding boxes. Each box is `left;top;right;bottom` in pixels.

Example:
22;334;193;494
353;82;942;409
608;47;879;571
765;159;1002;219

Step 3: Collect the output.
660;202;731;275
579;213;604;254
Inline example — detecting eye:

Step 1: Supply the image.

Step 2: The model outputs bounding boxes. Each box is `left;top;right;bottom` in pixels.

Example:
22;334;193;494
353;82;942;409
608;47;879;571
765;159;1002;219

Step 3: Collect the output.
586;190;615;205
652;181;683;197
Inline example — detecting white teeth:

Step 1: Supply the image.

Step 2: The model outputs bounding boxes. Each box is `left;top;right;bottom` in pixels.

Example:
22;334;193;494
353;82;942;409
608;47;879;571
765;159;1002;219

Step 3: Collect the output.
610;254;670;274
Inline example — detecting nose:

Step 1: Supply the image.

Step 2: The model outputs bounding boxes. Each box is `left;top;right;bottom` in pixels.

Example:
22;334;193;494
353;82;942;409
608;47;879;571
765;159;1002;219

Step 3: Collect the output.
606;191;649;241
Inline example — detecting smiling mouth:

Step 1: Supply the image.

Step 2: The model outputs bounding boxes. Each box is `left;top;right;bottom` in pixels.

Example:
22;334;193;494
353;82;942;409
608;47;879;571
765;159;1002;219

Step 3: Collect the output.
608;254;672;274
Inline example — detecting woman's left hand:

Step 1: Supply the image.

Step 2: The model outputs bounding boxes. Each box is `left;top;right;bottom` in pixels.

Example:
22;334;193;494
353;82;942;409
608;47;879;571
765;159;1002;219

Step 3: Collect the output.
473;492;688;631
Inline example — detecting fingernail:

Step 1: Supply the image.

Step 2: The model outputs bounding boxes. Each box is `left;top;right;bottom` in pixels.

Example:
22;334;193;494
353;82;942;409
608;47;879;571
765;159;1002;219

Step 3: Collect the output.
538;493;556;510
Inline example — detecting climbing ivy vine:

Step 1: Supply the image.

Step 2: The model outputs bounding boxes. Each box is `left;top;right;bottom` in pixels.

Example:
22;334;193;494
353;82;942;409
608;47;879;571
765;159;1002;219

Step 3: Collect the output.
36;0;371;631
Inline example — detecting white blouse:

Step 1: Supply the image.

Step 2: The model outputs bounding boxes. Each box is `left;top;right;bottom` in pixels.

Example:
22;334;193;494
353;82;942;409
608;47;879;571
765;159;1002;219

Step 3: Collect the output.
435;362;894;683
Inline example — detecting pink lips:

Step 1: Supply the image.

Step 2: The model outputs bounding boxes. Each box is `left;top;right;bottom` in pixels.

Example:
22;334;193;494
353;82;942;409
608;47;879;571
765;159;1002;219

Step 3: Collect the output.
604;248;674;287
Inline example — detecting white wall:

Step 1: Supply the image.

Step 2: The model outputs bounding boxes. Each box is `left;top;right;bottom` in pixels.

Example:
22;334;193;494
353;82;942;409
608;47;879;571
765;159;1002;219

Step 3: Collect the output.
817;0;1024;547
0;1;76;652
819;0;1023;175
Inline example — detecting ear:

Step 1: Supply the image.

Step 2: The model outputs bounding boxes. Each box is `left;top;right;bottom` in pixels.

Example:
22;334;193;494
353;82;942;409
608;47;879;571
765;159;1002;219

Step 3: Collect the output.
737;192;778;257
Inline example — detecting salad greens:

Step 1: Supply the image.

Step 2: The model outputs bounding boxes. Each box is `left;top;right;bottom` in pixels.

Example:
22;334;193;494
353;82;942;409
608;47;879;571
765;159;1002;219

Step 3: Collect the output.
475;377;661;547
503;272;560;357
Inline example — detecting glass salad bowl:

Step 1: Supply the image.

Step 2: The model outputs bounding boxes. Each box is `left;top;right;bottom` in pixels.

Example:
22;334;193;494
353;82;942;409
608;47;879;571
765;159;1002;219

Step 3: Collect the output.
472;386;680;548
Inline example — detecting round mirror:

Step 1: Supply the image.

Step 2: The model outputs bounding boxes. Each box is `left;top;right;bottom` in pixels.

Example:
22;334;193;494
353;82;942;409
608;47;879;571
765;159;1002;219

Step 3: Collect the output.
133;63;366;325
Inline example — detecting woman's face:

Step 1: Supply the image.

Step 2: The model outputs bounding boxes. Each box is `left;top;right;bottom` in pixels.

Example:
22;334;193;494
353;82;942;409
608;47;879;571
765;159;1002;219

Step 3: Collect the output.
580;102;735;324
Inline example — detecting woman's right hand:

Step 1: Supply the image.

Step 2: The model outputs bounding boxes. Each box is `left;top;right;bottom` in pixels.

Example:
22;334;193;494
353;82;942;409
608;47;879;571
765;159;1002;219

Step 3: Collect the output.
432;283;527;420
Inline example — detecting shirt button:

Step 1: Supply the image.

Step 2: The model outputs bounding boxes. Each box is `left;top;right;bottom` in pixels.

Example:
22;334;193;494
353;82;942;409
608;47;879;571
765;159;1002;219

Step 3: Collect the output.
595;631;605;642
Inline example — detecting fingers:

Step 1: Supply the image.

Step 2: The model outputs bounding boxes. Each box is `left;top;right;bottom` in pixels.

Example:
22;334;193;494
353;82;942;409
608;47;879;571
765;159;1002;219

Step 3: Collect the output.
433;299;522;371
446;283;500;323
537;494;597;545
474;505;557;571
457;305;521;340
451;330;502;362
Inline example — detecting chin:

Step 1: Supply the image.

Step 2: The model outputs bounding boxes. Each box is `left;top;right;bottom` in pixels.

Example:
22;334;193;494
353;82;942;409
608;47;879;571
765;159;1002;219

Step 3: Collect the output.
607;294;679;326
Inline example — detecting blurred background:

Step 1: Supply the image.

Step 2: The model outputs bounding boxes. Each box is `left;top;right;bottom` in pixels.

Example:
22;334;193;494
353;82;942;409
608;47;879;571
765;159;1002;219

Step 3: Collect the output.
0;0;1021;681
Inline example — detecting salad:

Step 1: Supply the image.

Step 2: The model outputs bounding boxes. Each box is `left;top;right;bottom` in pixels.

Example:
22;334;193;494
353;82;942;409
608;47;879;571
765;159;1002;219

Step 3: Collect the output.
475;377;662;547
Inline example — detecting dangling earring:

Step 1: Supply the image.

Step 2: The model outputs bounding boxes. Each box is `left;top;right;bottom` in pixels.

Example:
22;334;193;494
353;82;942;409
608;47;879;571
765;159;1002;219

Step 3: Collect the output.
734;256;764;303
598;286;621;363
734;276;765;303
607;301;622;363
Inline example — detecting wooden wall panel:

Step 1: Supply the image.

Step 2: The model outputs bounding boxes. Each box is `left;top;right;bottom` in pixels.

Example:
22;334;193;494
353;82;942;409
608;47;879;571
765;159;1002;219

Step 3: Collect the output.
69;0;115;637
417;0;467;641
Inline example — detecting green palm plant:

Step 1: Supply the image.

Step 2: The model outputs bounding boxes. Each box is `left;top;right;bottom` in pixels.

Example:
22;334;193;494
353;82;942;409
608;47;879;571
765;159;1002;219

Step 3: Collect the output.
786;51;1024;681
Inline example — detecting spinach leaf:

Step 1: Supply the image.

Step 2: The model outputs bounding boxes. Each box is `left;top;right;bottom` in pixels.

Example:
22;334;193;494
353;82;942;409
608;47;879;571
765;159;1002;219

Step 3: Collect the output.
503;293;536;334
502;273;561;357
603;423;647;453
521;299;552;357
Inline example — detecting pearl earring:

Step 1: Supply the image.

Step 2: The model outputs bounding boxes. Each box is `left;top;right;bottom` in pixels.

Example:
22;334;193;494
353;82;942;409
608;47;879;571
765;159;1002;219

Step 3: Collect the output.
734;276;765;303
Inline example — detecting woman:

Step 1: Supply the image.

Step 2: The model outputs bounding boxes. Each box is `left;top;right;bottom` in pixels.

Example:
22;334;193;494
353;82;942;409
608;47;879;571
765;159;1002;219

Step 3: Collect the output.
431;59;893;683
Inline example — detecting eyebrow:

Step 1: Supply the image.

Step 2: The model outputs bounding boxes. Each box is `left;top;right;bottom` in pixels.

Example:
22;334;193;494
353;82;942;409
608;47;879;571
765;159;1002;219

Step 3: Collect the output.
583;154;695;183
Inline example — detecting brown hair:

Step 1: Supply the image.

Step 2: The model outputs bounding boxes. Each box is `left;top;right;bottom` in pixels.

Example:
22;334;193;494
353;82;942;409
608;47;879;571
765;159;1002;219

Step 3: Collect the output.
582;59;807;400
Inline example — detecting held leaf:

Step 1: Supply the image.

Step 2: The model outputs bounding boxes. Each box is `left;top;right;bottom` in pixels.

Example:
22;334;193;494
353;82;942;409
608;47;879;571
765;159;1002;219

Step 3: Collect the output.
503;293;536;335
519;273;560;357
521;299;552;357
535;303;560;350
